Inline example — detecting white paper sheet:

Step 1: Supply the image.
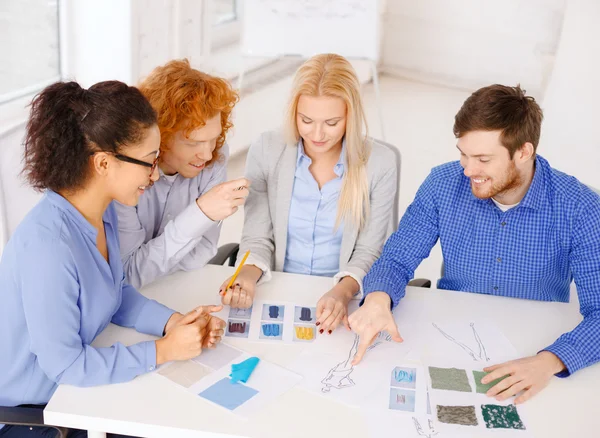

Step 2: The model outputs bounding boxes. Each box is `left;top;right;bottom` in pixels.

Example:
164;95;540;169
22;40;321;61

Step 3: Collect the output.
156;342;302;417
422;320;520;366
289;326;412;408
426;362;532;437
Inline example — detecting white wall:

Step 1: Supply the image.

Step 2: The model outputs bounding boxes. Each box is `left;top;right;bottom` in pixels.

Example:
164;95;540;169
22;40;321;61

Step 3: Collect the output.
60;0;208;86
381;0;566;98
539;0;600;190
0;124;43;251
60;0;134;86
0;0;210;254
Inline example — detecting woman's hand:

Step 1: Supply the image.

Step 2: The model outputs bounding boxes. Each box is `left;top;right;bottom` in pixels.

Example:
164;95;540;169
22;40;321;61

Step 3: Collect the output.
220;265;262;308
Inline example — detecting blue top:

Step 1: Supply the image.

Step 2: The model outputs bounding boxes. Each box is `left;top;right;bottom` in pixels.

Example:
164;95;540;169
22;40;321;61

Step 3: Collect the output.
0;191;175;410
363;155;600;376
283;140;344;277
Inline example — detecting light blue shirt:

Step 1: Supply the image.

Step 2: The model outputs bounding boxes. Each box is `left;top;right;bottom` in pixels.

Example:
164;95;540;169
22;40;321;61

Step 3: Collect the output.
283;140;345;277
116;144;229;289
0;191;175;411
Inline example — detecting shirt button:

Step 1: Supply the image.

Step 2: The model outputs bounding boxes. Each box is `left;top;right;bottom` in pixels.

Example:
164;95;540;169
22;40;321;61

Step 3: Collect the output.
496;257;502;262
501;221;507;226
493;286;499;291
150;365;155;371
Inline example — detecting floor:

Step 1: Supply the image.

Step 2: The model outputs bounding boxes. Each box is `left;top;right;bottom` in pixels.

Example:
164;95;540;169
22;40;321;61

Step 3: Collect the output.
219;74;472;284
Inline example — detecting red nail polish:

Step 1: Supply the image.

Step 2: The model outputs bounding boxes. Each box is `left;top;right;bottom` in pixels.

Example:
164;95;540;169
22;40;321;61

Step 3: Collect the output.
319;329;324;334
328;330;332;335
316;322;320;326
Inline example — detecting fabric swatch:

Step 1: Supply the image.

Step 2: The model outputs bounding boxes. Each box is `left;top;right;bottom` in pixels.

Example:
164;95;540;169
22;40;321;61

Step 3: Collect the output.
230;356;260;383
472;370;508;394
429;366;471;392
436;405;478;426
482;404;526;430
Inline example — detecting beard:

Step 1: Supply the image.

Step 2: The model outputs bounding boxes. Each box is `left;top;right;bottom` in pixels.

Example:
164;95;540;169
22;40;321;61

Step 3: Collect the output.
470;160;523;200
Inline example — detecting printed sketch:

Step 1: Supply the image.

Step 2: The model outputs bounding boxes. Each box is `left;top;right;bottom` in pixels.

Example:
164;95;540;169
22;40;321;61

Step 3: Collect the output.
412;417;438;437
321;332;392;393
432;322;490;362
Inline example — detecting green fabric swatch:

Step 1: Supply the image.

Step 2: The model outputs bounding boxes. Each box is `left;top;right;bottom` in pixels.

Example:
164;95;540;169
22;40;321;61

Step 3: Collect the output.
472;370;509;394
436;405;478;426
429;366;471;392
482;404;526;430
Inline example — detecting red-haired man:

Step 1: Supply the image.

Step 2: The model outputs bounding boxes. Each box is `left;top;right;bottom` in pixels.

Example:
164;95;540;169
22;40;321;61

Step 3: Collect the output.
116;59;248;289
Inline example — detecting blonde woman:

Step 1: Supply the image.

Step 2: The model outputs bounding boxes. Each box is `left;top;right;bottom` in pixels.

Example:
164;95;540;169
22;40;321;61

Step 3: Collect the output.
220;54;398;335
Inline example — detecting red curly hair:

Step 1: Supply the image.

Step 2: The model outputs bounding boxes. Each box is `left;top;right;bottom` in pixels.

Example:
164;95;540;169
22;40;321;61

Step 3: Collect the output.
138;59;239;166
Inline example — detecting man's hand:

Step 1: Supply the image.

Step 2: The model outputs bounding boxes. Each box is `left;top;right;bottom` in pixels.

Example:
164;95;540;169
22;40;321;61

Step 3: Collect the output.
347;292;403;365
196;178;250;221
482;351;566;404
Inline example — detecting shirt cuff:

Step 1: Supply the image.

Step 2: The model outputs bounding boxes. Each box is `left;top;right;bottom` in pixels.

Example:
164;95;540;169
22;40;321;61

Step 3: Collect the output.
172;201;216;240
362;278;400;309
144;340;158;372
241;255;272;285
136;300;176;337
333;271;364;300
542;340;585;378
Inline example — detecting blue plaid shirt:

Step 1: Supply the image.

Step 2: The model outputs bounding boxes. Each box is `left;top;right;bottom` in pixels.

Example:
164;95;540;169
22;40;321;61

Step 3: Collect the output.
363;155;600;376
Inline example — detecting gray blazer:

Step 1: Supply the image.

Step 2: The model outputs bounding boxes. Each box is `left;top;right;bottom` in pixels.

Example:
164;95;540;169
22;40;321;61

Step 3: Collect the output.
238;131;399;293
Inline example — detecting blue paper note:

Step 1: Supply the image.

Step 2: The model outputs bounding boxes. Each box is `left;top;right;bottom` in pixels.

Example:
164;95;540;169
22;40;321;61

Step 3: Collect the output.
199;377;258;410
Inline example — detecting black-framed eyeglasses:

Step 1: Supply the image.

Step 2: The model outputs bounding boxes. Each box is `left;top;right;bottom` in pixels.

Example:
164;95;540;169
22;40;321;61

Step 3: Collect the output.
89;149;160;187
114;150;160;174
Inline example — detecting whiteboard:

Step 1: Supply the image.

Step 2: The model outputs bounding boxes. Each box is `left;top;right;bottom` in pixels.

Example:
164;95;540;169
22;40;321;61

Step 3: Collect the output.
241;0;380;61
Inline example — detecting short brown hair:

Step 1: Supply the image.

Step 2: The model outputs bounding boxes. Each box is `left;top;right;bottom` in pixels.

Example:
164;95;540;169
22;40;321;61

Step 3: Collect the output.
139;59;239;167
453;84;543;157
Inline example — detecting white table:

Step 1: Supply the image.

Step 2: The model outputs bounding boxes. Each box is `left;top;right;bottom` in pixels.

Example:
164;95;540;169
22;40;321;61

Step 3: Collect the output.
44;265;599;437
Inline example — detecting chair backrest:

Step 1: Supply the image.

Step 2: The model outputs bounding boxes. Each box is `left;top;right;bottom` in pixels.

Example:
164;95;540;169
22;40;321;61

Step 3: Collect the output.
371;138;401;228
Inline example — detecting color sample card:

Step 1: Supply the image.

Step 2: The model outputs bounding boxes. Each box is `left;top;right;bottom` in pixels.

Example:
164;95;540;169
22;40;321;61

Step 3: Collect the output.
389;388;416;412
382;364;428;415
391;366;417;389
224;300;317;344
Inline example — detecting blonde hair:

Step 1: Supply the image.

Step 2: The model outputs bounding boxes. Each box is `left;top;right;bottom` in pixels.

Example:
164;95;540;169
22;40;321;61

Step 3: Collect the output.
284;53;371;230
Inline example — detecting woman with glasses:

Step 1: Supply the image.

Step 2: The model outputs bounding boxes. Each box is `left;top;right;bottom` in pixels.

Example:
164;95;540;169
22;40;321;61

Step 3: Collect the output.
0;80;225;437
115;59;249;289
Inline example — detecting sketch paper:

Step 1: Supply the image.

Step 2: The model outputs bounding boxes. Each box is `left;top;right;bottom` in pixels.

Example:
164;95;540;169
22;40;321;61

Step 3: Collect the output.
289;328;411;408
423;320;519;366
363;362;444;438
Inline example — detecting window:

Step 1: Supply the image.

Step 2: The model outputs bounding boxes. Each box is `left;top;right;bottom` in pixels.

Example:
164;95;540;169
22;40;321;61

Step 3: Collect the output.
210;0;242;50
213;0;238;25
0;0;61;104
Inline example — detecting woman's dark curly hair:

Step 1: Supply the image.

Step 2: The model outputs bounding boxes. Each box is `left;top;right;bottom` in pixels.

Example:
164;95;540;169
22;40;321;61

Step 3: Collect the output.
23;80;157;192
